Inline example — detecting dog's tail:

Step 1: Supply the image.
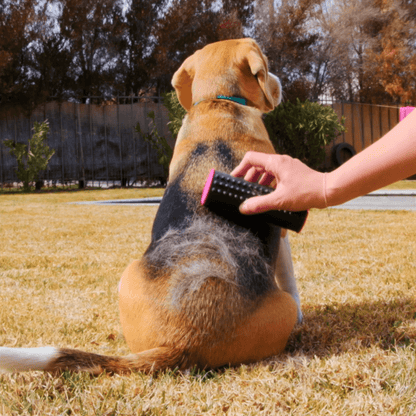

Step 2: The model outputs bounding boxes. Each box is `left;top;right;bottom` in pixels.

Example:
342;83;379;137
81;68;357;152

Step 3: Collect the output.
0;346;187;375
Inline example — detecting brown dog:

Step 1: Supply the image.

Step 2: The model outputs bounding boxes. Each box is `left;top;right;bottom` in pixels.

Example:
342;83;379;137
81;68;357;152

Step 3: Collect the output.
0;38;300;374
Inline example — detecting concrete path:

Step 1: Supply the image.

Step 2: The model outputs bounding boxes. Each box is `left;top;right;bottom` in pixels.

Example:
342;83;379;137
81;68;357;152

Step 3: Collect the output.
330;190;416;211
77;190;416;211
76;197;163;206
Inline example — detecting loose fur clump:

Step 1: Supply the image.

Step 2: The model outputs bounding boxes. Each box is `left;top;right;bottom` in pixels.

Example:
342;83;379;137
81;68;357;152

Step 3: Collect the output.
144;215;277;339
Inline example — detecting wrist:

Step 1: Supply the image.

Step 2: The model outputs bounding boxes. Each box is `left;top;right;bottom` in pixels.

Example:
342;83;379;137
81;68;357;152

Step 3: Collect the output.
323;170;344;207
304;171;328;209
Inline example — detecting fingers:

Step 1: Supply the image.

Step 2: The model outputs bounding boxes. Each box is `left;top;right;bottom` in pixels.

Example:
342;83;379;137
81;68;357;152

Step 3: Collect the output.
244;166;263;183
258;172;275;186
231;151;272;178
239;193;280;215
231;151;327;212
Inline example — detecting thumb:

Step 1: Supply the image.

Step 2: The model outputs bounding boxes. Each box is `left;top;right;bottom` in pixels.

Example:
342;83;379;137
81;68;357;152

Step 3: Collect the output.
239;193;278;215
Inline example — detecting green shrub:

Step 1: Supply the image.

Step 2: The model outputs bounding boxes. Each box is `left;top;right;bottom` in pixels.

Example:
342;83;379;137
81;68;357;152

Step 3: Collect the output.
134;92;186;181
161;93;345;171
4;121;55;191
163;90;187;139
264;99;346;170
135;111;173;179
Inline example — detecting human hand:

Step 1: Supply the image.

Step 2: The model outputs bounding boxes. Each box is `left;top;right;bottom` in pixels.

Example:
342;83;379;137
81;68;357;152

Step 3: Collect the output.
231;152;327;213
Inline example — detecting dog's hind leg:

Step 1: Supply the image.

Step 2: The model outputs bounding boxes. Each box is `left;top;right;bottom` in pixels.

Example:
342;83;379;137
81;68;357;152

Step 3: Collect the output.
195;289;298;368
274;234;303;324
118;259;172;354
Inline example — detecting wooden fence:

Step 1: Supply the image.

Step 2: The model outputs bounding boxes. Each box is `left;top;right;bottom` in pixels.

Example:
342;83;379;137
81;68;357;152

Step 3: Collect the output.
0;100;404;187
326;102;400;169
0;97;173;187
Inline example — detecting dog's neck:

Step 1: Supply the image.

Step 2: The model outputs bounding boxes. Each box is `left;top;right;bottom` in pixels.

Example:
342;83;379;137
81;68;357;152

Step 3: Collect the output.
194;95;247;107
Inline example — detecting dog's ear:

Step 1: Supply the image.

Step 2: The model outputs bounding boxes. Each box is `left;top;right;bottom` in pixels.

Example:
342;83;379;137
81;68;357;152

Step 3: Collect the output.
246;50;281;112
172;54;197;111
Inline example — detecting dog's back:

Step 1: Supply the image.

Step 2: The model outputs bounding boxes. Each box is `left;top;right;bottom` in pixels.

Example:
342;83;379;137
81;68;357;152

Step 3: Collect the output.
144;144;280;341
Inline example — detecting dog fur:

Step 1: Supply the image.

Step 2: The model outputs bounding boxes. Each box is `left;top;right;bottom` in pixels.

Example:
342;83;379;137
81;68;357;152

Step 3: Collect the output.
0;38;301;374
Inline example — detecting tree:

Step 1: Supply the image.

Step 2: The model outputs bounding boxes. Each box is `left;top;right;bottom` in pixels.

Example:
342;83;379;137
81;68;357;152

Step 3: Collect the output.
57;0;124;100
313;0;380;102
310;0;415;104
254;0;324;103
364;0;416;104
0;0;41;108
153;0;254;92
29;33;74;101
114;0;167;97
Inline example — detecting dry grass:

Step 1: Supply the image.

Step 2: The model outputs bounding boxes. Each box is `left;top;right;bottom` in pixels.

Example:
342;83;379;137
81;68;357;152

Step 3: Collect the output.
383;180;416;190
0;188;415;415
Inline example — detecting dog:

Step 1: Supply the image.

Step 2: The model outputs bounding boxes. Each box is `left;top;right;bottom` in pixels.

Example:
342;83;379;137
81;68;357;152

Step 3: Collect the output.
0;38;301;374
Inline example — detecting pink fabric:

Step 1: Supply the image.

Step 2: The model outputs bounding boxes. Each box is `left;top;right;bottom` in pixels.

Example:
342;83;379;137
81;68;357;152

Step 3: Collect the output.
400;107;415;121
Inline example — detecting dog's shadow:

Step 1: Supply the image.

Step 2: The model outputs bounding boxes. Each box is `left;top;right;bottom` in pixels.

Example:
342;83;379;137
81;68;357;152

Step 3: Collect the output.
153;298;415;380
286;297;416;357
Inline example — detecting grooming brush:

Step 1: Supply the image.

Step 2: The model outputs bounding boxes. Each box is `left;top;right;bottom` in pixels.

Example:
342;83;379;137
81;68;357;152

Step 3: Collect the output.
201;169;308;233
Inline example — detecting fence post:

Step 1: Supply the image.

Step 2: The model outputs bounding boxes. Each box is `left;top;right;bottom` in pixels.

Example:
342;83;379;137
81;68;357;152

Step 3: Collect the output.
89;104;95;187
0;140;3;186
132;97;137;187
117;97;124;187
104;105;109;187
76;103;86;188
59;103;65;185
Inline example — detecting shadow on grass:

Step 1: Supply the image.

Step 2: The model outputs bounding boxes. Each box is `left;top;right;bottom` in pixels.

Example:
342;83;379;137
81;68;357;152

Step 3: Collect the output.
286;297;416;357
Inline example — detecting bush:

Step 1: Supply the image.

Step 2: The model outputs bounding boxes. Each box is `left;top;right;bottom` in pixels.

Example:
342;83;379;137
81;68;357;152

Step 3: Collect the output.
163;90;187;139
134;92;186;182
264;99;346;170
4;121;55;191
135;111;173;180
161;93;345;171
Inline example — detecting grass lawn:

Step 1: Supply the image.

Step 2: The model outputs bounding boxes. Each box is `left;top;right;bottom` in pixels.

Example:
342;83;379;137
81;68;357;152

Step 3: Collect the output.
383;180;416;190
0;189;415;415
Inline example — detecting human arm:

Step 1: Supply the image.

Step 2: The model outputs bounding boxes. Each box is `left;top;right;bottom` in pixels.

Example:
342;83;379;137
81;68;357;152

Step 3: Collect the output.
231;109;416;213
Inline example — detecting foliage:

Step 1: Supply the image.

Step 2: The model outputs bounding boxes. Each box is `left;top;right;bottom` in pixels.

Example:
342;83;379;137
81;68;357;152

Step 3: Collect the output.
0;0;45;110
4;121;55;191
57;0;125;100
134;91;185;181
1;0;416;107
264;99;346;170
152;0;253;90
255;0;324;103
135;111;173;179
116;0;166;97
160;92;346;171
163;90;187;138
364;0;416;104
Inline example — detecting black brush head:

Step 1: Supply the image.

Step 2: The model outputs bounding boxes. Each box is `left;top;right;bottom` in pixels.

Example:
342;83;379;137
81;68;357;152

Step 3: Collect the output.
201;169;308;233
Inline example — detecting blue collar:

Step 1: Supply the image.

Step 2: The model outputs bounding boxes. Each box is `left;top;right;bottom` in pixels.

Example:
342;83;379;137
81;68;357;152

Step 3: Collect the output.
194;95;247;107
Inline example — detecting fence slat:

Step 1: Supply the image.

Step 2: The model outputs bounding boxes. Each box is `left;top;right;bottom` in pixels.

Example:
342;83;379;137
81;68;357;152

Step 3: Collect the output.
362;104;373;149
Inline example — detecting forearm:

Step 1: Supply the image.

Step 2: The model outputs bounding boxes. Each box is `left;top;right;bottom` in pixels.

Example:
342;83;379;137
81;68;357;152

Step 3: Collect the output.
325;109;416;207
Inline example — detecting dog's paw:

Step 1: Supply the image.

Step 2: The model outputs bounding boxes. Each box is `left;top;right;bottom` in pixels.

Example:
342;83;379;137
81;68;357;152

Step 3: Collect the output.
296;308;303;325
291;293;303;325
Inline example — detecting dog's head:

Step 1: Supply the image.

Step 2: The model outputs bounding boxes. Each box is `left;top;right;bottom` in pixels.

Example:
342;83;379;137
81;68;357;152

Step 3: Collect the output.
172;38;281;113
